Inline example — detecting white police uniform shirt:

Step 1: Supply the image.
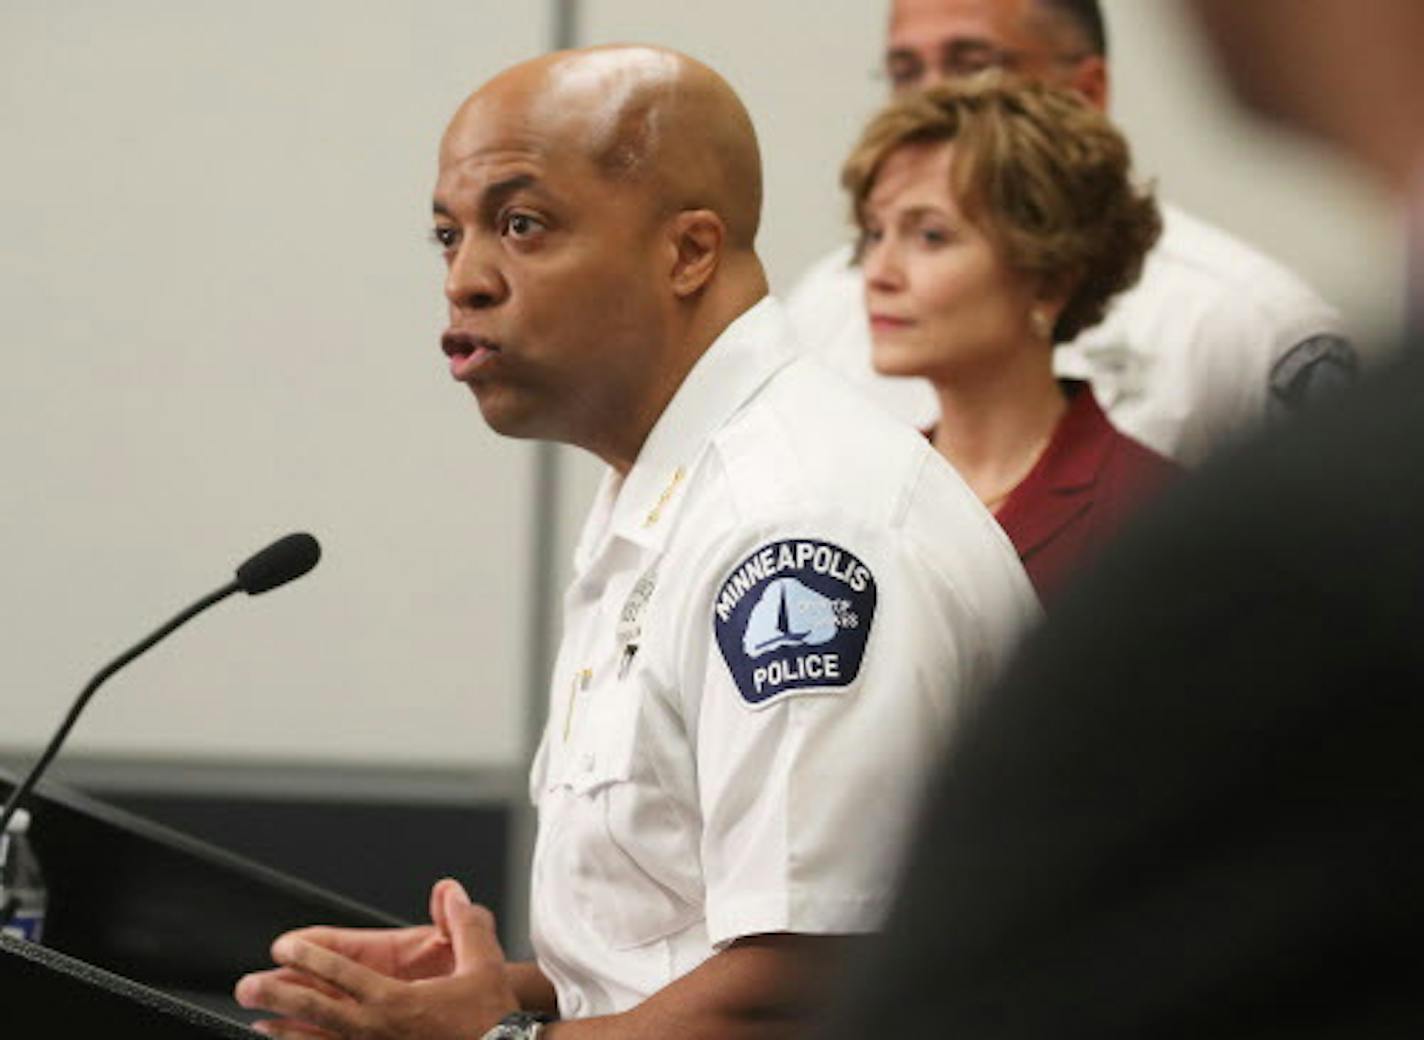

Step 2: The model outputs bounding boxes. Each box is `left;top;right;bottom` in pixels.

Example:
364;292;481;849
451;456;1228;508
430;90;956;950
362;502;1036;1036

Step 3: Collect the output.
786;204;1355;467
527;296;1037;1019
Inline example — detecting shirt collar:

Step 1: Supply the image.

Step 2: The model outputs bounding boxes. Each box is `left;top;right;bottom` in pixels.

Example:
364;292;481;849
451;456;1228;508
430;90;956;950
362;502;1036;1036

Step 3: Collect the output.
1032;379;1115;493
573;295;795;571
991;380;1113;557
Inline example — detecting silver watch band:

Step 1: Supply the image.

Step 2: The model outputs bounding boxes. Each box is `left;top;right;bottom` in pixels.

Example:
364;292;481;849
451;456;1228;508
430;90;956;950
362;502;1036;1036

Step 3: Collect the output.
480;1012;549;1040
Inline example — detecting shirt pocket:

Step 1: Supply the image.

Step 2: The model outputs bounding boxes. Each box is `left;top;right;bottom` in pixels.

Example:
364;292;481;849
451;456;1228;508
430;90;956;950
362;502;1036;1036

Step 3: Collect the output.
544;685;703;951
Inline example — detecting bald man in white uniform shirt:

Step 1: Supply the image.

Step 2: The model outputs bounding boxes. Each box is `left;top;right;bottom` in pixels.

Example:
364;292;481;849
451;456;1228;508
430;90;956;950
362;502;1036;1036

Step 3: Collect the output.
236;44;1036;1040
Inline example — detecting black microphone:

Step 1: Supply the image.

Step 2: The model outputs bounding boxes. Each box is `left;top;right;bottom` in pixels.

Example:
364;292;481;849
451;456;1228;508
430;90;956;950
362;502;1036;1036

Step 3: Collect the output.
0;532;323;839
235;532;322;595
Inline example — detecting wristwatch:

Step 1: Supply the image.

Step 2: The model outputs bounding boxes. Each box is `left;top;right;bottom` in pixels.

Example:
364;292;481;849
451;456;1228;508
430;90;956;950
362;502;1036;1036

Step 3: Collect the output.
481;1011;552;1040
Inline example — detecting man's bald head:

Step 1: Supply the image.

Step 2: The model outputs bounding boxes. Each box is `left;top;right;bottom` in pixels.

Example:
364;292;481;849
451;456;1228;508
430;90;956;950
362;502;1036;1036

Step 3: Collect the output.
443;45;763;249
434;46;771;471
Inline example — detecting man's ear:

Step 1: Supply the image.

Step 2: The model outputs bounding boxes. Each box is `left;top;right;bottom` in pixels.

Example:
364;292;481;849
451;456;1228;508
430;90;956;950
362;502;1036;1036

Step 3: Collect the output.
1070;55;1110;112
668;209;724;297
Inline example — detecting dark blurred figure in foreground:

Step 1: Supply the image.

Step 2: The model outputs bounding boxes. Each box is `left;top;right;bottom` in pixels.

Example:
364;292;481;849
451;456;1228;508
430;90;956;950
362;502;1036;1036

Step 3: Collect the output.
818;0;1424;1036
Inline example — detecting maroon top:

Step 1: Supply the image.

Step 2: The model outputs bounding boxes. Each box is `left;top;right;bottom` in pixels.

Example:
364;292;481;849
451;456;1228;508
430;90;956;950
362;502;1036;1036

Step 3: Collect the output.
994;381;1178;603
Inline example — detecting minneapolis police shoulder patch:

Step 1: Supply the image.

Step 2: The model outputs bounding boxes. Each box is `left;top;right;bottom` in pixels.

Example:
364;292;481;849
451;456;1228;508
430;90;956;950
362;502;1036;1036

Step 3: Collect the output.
713;538;877;708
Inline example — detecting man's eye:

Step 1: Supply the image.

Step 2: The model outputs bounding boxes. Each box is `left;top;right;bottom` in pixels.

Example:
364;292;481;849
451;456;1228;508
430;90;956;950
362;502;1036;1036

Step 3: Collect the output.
431;226;457;249
504;213;543;238
884;53;924;90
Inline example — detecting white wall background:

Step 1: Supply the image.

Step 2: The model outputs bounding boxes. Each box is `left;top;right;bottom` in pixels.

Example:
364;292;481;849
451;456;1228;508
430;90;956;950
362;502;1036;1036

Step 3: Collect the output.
0;1;549;768
1;1;1404;774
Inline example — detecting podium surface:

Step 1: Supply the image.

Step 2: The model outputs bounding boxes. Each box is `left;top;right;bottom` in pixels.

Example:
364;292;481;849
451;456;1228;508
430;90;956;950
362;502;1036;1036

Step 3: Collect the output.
1;771;403;1034
2;931;257;1038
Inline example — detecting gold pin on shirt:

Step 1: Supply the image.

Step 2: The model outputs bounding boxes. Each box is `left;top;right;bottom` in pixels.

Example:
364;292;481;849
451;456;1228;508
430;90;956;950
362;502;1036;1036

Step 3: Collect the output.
643;466;686;528
562;667;593;743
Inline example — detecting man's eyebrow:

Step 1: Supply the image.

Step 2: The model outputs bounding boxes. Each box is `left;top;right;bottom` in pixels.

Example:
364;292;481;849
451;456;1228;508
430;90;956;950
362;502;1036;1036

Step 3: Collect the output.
431;173;540;220
941;36;997;53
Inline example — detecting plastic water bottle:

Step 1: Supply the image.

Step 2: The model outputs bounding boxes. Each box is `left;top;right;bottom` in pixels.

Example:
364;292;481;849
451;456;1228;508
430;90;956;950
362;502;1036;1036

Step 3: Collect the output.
0;808;47;943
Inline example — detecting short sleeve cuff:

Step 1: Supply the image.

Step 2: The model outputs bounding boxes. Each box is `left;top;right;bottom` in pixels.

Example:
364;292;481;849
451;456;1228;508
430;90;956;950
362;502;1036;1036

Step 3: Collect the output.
705;889;892;949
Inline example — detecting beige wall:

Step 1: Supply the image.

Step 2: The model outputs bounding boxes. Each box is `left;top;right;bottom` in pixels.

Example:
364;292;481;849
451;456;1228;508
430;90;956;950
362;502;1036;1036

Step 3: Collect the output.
0;1;548;767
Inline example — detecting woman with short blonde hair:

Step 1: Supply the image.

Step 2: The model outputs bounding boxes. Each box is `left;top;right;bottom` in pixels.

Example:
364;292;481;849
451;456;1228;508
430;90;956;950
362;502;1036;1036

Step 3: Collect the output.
846;75;1175;600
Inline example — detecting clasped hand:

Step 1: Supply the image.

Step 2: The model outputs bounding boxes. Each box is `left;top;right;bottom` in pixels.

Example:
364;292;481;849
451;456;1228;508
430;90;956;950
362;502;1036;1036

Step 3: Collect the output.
234;877;518;1040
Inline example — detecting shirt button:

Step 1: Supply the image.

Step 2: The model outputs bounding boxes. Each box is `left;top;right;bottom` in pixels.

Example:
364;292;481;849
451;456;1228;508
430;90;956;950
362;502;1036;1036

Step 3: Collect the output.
581;753;596;773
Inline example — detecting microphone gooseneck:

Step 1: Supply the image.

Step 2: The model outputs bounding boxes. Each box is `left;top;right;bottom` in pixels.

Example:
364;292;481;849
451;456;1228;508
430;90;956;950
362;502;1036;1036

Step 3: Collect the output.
0;533;322;839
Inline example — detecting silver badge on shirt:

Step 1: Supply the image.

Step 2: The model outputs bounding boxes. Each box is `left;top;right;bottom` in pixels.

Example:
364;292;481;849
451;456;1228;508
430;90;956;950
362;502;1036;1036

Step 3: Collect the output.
616;564;658;678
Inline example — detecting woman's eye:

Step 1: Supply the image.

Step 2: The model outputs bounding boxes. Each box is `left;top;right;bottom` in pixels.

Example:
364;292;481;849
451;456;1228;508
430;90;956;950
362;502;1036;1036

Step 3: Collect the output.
431;226;457;249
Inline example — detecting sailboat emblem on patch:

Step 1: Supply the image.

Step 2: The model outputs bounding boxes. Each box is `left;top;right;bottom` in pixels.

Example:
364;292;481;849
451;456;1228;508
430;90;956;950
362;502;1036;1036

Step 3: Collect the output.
713;538;877;707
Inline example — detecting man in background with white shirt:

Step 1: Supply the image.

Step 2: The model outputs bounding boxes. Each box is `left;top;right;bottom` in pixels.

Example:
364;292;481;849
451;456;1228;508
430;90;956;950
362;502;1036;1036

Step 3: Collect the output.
788;0;1356;467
